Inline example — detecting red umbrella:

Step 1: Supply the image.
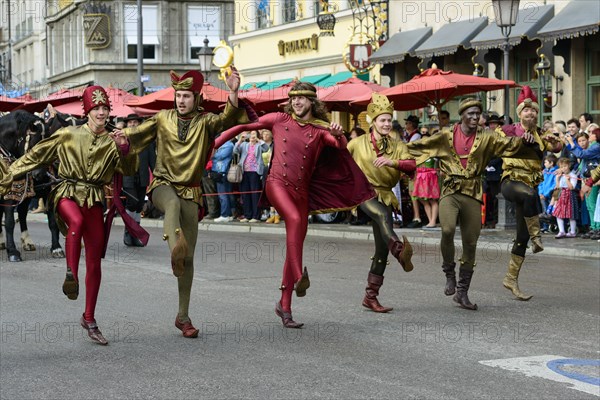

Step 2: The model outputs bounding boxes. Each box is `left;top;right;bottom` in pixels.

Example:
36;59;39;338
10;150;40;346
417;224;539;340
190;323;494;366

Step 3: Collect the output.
17;88;87;113
352;66;518;111
0;96;28;112
124;82;229;113
54;87;148;117
239;81;299;113
317;77;386;124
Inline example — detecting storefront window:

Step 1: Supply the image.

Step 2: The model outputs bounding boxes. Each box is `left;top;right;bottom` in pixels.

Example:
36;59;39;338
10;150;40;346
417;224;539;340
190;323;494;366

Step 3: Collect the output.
188;5;221;62
587;39;600;117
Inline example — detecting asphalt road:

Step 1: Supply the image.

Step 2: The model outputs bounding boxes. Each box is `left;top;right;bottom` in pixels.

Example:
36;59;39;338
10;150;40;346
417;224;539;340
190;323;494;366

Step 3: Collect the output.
1;222;599;399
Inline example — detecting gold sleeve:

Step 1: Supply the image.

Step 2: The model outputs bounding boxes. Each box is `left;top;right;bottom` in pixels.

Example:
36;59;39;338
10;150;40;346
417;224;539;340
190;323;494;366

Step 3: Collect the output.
0;158;13;195
9;130;63;178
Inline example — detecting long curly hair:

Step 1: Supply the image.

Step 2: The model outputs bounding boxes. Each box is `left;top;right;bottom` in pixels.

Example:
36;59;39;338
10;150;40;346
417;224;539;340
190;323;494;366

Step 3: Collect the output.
283;82;330;122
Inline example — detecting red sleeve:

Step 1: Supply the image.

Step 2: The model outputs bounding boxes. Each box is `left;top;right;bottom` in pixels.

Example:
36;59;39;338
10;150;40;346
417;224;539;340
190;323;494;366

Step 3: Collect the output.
321;130;347;149
214;113;278;148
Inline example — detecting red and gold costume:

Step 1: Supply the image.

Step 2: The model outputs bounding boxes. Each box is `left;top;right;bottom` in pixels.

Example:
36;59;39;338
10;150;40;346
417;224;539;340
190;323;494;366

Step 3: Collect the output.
9;86;140;345
215;85;374;328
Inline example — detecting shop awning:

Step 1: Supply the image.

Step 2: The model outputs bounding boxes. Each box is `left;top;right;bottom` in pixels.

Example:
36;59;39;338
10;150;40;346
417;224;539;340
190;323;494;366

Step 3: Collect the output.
240;82;266;90
261;78;293;90
414;17;488;58
471;4;554;49
317;71;368;88
300;73;331;85
537;1;600;41
370;27;432;65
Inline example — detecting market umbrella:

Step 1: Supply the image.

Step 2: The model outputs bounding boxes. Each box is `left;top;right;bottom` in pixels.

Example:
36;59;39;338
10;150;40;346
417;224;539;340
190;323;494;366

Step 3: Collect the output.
351;66;518;112
124;82;229;113
0;96;29;112
17;88;87;113
239;81;299;113
54;87;149;118
317;77;386;125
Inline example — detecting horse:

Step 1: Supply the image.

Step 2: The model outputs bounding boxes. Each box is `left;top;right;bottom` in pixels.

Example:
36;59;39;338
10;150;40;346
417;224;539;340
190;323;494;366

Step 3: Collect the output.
0;110;45;261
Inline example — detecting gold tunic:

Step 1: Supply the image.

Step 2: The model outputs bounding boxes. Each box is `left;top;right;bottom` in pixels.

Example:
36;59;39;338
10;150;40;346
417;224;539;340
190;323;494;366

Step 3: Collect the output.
406;127;539;203
124;101;250;205
9;124;138;233
500;126;554;187
347;133;412;208
0;157;12;196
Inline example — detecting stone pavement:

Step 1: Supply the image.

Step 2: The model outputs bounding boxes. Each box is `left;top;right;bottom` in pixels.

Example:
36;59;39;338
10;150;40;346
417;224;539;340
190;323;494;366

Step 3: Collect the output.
25;213;599;260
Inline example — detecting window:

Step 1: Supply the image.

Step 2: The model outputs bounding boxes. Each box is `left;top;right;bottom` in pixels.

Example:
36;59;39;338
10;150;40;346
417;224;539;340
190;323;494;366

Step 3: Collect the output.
587;38;600;117
124;4;159;62
257;0;270;29
282;0;296;23
188;5;221;62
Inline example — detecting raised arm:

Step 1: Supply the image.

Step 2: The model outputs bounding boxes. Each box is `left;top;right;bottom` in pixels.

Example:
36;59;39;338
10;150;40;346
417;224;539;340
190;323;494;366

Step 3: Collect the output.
214;113;278;149
9;130;62;179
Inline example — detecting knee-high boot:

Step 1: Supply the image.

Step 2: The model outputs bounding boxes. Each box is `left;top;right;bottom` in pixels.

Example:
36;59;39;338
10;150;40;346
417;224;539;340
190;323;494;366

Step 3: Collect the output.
362;272;393;313
453;264;478;310
503;253;532;301
524;216;544;253
441;262;456;296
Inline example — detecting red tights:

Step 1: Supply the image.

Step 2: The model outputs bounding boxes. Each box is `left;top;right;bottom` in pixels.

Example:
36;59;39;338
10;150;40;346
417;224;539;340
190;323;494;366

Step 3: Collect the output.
265;182;309;313
56;199;105;322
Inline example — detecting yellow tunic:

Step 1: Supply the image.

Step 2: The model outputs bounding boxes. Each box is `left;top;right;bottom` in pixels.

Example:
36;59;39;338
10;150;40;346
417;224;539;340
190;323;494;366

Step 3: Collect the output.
9;124;138;233
500;126;555;187
124;101;250;205
0;158;12;196
406;127;539;203
347;133;412;209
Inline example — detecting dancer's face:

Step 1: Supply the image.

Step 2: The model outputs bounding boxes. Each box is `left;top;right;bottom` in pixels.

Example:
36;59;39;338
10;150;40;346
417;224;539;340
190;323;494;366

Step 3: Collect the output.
87;106;109;132
374;114;392;136
290;96;312;120
461;107;481;131
519;107;538;129
175;90;195;115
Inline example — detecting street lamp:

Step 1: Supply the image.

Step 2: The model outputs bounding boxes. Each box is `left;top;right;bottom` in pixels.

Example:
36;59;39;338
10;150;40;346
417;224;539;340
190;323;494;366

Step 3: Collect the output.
492;0;519;125
197;37;213;78
535;54;563;108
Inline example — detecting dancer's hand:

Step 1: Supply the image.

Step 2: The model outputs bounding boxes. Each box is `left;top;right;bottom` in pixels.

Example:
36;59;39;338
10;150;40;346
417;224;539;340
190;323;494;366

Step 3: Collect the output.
225;65;240;92
522;131;538;143
329;122;343;137
110;129;128;147
373;156;394;168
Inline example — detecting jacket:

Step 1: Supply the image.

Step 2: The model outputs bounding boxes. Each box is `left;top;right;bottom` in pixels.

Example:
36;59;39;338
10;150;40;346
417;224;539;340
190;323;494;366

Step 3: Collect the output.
234;140;269;175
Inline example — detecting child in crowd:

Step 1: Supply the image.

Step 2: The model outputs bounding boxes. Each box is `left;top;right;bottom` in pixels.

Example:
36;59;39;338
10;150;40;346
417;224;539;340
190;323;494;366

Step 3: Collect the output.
538;154;558;232
552;157;579;238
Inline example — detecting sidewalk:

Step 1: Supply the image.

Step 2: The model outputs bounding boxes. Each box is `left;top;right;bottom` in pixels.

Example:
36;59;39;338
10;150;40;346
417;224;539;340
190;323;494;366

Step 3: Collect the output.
24;213;599;260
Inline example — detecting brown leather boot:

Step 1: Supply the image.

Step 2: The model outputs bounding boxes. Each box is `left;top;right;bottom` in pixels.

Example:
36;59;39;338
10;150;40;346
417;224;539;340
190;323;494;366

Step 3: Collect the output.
524;216;544;253
503;253;533;301
175;316;200;338
388;236;413;272
441;262;456;296
362;273;393;313
171;228;188;277
453;266;478;310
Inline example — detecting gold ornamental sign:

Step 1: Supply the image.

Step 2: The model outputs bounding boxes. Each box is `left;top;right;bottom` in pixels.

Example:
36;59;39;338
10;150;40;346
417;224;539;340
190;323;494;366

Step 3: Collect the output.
278;34;318;56
83;13;111;49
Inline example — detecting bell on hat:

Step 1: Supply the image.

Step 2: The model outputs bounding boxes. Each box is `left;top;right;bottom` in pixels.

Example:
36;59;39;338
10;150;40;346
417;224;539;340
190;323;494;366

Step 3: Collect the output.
82;86;111;115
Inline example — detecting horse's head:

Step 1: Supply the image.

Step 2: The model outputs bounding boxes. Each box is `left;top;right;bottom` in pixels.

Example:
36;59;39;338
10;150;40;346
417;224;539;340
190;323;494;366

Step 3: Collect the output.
10;110;45;157
45;111;86;137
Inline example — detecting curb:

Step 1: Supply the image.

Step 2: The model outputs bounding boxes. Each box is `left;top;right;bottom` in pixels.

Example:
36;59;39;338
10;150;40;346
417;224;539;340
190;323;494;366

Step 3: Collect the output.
22;213;599;261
